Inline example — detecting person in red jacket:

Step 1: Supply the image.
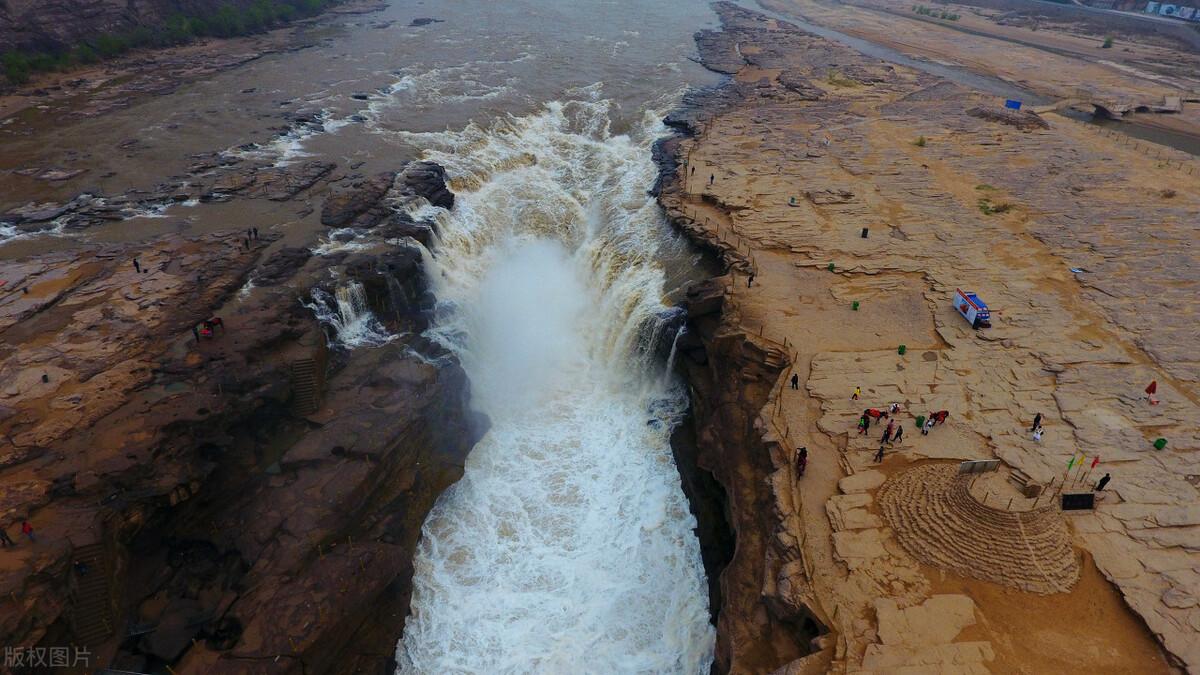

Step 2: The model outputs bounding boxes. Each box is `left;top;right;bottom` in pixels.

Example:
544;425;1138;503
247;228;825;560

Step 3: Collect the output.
21;520;35;543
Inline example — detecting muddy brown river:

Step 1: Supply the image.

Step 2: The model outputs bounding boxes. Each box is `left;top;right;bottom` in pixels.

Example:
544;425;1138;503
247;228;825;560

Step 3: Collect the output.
1;0;722;258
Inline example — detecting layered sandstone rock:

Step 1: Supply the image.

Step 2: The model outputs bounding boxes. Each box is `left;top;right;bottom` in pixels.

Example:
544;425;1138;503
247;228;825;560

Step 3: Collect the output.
0;161;479;673
659;2;1196;673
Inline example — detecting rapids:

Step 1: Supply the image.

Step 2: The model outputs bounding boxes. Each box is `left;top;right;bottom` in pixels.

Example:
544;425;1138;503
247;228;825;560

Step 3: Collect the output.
395;99;714;673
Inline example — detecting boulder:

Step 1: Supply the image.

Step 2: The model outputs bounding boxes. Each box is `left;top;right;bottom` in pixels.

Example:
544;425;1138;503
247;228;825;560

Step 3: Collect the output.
256;247;313;286
320;172;396;228
376;212;436;248
399;161;454;210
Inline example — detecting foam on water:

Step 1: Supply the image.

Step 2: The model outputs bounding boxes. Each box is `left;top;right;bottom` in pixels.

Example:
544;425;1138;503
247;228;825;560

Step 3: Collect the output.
363;56;531;127
0;218;70;246
226;110;351;166
396;99;713;674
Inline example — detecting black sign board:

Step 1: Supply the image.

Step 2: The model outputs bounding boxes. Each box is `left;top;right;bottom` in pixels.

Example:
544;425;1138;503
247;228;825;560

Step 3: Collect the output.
1061;492;1095;511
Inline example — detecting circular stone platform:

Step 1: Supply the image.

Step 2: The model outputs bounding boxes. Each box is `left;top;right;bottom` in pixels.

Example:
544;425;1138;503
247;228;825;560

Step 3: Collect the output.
878;463;1080;594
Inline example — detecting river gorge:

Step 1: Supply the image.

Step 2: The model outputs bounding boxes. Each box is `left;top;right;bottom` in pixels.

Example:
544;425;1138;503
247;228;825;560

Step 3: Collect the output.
7;0;1198;673
2;0;732;672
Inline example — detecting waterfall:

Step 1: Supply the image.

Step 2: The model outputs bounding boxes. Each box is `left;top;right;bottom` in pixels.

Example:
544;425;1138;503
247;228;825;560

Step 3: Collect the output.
304;281;395;349
395;98;714;673
663;325;685;385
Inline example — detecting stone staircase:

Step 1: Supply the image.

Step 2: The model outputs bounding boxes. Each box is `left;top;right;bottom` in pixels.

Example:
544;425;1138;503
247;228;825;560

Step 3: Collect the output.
290;358;320;416
1008;467;1044;497
69;543;115;646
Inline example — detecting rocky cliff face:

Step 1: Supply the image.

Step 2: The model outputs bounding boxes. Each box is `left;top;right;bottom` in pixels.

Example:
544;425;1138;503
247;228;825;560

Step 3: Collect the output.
653;9;831;671
0;162;483;673
668;275;826;674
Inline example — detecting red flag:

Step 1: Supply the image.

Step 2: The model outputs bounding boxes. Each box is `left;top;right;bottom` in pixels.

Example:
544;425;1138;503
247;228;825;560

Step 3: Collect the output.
1092;456;1100;469
1145;380;1157;395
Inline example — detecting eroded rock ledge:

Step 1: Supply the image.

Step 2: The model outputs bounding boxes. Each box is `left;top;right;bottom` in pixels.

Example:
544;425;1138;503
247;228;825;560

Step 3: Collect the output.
654;8;833;671
0;162;483;673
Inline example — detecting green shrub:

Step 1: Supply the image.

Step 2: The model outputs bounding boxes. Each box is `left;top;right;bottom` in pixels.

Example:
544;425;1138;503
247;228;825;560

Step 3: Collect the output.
977;198;1011;215
914;135;927;147
2;52;32;84
72;45;100;64
1102;36;1114;48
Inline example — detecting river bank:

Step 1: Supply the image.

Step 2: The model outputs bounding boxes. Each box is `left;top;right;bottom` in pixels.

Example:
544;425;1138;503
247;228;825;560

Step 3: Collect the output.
0;163;489;673
0;1;388;121
659;2;1198;672
759;0;1200;146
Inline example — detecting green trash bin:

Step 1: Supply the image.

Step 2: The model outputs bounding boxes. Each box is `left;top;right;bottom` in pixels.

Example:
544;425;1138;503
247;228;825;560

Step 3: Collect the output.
915;415;926;429
898;344;907;355
1153;438;1168;450
852;301;860;311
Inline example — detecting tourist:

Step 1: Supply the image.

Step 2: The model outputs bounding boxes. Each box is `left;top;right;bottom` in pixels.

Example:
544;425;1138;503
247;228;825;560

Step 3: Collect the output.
690;166;695;176
922;417;934;435
851;386;861;400
747;274;754;288
1030;412;1042;432
192;325;200;342
1094;473;1112;491
133;258;141;274
934;410;949;425
73;560;90;577
790;373;799;390
709;173;715;186
21;520;35;543
892;425;903;445
0;525;15;548
209;317;225;333
874;445;885;463
796;447;808;476
881;419;894;444
857;415;868;435
253;227;259;239
889;402;901;415
1032;426;1043;442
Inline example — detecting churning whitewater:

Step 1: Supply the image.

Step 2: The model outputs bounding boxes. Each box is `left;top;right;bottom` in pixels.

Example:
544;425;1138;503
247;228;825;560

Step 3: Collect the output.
395;98;714;674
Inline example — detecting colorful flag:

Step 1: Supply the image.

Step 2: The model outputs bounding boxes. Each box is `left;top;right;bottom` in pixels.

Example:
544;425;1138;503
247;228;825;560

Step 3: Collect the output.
1092;456;1100;469
1067;455;1075;470
1146;380;1157;395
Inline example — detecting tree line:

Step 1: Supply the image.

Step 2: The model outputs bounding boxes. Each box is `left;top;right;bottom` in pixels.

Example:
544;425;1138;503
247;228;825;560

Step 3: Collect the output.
3;0;340;85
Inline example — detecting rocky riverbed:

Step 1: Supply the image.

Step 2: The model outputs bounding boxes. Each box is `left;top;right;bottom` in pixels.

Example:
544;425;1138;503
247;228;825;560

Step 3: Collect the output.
0;161;486;673
657;3;1198;673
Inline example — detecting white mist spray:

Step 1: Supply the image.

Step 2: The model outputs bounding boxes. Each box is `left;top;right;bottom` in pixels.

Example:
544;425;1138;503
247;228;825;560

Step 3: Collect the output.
395;98;714;674
393;99;715;672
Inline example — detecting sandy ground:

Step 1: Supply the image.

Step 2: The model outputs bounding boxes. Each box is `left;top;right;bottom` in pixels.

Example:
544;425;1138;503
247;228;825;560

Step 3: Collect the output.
763;0;1200;129
666;4;1198;672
